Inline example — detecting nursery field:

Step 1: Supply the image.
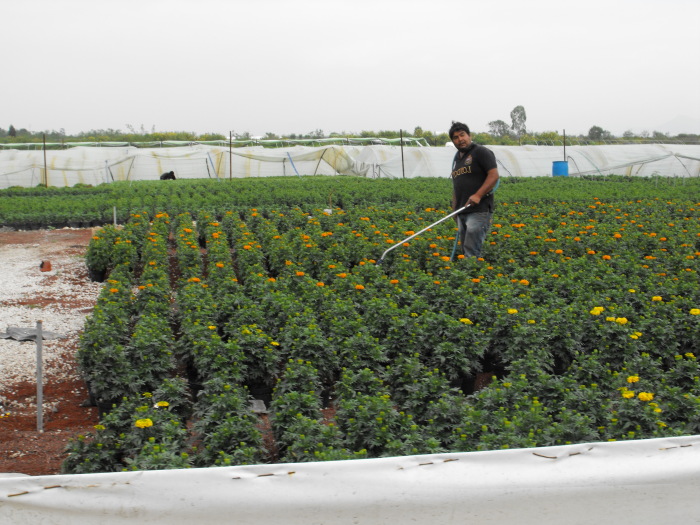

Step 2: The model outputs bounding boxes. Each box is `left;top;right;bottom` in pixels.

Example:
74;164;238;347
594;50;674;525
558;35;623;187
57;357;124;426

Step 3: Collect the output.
4;176;697;473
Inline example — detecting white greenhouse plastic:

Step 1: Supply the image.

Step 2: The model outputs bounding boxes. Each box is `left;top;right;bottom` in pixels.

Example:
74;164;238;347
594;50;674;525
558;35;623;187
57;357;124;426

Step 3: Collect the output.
0;144;698;188
1;435;699;524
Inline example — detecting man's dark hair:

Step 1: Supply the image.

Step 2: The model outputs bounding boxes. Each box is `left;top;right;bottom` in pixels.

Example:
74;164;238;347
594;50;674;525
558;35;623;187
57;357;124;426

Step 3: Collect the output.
449;121;470;139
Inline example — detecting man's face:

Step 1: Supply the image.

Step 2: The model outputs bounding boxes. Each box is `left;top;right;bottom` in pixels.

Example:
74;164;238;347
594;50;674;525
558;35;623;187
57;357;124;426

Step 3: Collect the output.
451;130;471;149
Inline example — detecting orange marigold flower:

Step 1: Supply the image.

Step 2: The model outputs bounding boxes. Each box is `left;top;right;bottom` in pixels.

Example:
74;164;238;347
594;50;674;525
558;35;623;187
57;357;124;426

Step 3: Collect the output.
355;284;365;290
316;282;325;287
295;271;305;277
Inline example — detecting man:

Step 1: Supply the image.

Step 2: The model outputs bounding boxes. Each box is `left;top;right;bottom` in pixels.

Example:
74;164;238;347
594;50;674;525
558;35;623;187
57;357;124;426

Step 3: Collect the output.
160;171;176;180
449;121;499;258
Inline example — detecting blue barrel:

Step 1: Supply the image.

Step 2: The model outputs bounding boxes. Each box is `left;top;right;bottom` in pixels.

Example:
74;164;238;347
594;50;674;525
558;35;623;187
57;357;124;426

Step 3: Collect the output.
552;161;569;176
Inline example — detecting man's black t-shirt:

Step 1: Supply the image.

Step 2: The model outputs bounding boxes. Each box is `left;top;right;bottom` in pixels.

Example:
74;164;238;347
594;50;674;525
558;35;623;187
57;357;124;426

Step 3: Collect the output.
451;143;497;214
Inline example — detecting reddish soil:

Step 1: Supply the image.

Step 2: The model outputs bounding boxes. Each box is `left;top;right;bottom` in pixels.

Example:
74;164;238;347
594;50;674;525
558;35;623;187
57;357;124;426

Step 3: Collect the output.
0;228;100;476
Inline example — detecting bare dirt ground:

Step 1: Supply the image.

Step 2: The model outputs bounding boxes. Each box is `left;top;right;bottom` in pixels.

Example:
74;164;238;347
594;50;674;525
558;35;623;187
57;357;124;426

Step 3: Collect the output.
0;228;100;476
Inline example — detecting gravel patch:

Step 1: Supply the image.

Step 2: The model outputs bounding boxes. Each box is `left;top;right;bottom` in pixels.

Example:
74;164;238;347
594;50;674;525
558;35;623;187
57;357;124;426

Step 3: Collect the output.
0;240;103;396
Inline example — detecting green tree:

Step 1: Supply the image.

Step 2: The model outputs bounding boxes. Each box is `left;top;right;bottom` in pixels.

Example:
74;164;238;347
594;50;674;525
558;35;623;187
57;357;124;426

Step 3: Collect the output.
488;120;510;137
510;106;527;136
587;125;611;141
8;125;17;137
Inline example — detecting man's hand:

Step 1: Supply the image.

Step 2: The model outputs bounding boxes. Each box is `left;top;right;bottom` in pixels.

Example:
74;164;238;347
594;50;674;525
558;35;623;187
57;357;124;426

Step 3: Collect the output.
467;194;482;206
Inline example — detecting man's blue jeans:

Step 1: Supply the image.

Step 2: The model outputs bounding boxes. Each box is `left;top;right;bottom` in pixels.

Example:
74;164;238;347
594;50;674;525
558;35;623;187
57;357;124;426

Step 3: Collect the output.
457;211;492;258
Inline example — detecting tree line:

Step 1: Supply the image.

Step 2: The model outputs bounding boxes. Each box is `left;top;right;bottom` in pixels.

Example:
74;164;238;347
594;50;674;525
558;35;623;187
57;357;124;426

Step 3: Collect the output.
2;105;698;146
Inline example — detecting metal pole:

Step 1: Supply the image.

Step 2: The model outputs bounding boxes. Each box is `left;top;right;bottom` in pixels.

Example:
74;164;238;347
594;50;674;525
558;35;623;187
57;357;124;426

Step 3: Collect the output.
563;129;567;161
229;131;233;180
36;320;44;433
42;134;48;187
114;206;117;226
400;129;405;179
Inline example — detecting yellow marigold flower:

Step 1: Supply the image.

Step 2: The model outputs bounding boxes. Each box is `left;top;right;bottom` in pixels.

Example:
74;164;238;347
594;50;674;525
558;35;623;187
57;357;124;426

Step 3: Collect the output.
459;318;473;325
628;289;636;293
685;353;696;359
590;306;605;315
208;325;216;330
155;401;170;408
527;319;536;324
507;308;518;314
638;392;654;402
615;317;628;325
627;375;640;383
690;309;700;316
630;334;639;339
271;341;280;346
652;296;663;302
622;390;635;399
94;424;106;430
135;418;153;428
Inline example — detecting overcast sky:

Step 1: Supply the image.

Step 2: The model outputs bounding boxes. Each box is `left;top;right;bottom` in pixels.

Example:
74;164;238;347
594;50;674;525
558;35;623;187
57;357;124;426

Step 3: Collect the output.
3;0;699;138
